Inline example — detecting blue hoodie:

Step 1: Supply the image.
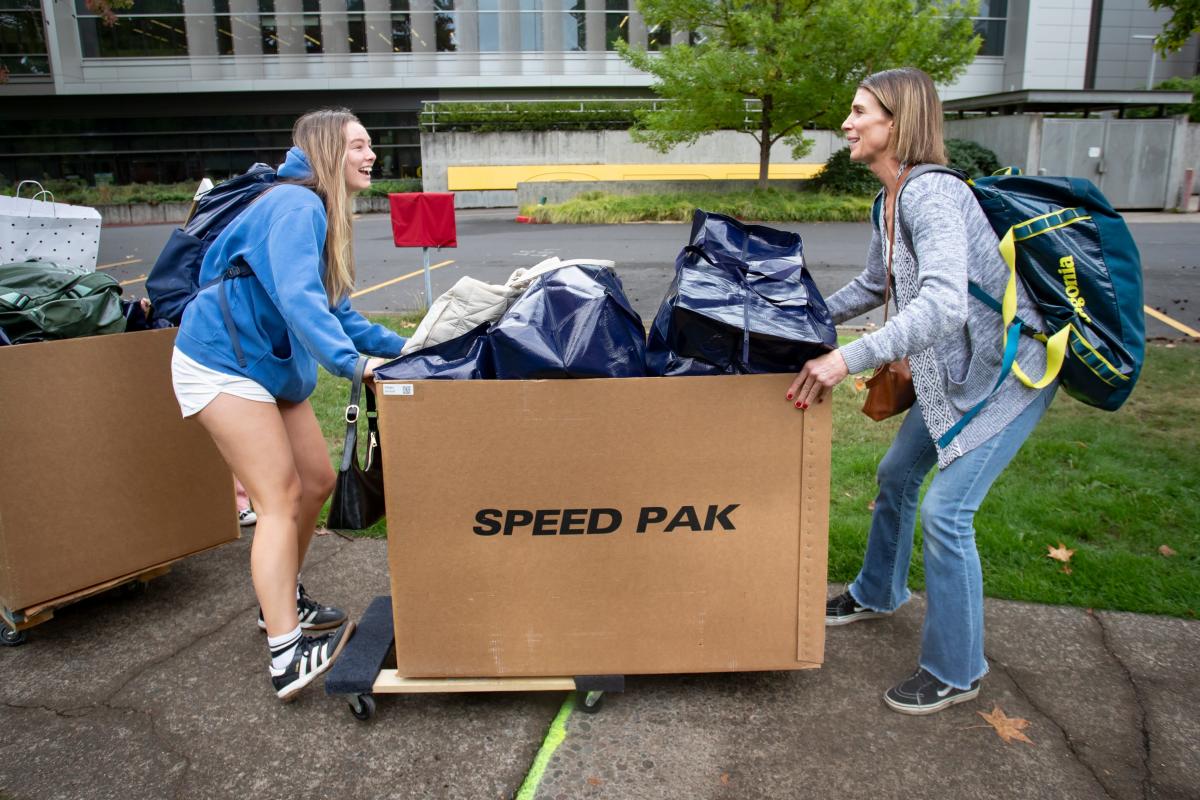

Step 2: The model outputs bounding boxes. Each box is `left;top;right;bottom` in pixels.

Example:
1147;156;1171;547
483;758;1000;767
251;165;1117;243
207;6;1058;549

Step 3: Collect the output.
176;147;406;402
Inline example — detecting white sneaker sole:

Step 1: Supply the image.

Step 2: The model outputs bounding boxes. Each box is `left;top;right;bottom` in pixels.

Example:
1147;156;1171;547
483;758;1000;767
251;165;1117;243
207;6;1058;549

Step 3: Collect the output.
825;609;891;627
276;621;356;702
884;684;980;715
258;615;348;633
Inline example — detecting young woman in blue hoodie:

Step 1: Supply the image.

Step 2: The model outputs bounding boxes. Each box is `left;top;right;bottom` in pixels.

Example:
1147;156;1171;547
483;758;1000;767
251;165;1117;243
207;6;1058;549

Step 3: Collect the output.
171;109;406;701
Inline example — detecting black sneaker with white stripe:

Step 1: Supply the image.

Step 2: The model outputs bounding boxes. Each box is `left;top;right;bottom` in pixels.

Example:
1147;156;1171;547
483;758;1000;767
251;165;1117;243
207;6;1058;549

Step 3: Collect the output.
825;590;892;626
271;621;355;701
257;583;347;632
883;668;980;715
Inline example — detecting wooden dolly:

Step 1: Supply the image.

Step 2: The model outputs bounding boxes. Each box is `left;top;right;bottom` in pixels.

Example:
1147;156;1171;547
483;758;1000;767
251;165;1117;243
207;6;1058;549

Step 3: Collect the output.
325;596;624;721
1;563;173;646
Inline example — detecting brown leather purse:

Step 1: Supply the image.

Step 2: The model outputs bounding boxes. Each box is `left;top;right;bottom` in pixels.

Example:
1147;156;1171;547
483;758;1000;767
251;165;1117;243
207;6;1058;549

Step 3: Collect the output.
862;168;916;421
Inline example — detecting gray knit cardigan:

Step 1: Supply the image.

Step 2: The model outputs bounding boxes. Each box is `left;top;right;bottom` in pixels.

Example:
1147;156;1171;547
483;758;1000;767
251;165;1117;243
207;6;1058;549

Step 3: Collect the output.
828;170;1052;468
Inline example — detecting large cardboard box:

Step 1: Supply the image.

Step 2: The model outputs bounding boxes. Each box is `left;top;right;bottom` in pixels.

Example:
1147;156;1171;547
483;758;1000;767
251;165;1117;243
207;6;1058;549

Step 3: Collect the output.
378;373;830;678
0;328;238;617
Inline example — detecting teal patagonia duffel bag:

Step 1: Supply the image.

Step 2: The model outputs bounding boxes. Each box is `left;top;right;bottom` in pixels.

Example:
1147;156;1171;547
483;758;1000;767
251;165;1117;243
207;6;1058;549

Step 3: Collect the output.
910;166;1145;411
0;261;126;344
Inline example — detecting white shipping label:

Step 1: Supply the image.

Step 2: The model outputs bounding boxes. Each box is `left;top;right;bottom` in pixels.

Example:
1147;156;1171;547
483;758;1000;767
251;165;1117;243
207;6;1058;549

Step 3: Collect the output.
1088;147;1101;158
382;384;415;396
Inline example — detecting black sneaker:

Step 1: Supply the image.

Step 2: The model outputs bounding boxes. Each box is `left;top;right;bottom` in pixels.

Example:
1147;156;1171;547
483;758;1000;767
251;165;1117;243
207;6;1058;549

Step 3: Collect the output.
271;621;355;701
257;583;348;632
825;590;891;626
883;668;980;715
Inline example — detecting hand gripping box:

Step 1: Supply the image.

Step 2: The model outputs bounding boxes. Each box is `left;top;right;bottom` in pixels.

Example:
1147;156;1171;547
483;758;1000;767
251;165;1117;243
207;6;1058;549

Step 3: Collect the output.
377;374;830;678
0;328;238;619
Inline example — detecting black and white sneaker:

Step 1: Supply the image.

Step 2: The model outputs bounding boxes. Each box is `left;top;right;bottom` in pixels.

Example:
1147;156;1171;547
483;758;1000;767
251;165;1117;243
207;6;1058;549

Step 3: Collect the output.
257;583;348;632
883;668;980;715
271;621;355;702
825;590;892;626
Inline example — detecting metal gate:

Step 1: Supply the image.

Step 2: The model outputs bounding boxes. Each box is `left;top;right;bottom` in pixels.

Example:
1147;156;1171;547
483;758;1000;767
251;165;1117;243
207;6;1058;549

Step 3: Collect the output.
1040;118;1176;209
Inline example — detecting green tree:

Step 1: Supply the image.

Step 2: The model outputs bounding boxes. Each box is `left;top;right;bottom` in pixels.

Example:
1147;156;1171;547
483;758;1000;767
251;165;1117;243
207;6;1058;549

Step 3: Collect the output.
618;0;980;188
1148;0;1200;54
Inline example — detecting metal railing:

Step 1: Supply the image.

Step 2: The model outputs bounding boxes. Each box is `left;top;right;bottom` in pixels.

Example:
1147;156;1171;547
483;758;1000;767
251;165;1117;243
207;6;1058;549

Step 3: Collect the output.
422;98;764;132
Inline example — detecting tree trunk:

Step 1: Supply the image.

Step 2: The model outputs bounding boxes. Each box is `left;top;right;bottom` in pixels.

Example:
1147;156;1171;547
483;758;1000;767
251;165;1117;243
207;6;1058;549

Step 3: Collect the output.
758;96;773;190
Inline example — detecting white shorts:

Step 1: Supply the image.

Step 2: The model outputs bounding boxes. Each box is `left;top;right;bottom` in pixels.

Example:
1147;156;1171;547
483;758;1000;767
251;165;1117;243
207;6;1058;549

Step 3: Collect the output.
171;347;276;418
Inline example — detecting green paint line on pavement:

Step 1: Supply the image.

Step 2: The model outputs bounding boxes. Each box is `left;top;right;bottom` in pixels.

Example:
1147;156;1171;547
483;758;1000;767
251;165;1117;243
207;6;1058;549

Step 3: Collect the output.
515;692;576;800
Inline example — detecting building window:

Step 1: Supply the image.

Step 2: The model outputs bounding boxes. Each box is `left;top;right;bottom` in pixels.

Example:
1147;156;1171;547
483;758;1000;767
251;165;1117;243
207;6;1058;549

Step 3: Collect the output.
346;0;366;51
478;0;498;51
435;0;456;52
562;0;584;50
76;0;189;58
302;0;323;52
0;0;50;76
258;0;279;53
386;0;410;52
520;0;541;51
212;0;233;54
973;0;1006;57
605;0;627;50
646;20;669;51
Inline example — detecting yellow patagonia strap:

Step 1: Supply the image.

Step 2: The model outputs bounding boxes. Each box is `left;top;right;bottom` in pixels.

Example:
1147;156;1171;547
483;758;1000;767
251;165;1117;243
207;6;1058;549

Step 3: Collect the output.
995;226;1068;390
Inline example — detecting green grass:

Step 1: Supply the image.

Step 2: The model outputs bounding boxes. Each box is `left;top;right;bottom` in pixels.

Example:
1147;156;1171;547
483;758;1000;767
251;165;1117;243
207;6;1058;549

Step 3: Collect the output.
315;324;1199;618
519;188;873;224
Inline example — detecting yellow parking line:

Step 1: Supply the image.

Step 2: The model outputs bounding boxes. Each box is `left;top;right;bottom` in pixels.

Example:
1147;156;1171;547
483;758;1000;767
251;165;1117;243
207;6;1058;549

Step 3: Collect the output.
120;274;147;287
1144;305;1200;338
351;260;455;299
97;258;142;271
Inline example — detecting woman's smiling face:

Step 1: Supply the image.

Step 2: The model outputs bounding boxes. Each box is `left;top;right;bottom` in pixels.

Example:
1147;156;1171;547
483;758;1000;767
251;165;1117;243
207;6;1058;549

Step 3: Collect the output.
842;88;894;165
343;121;375;193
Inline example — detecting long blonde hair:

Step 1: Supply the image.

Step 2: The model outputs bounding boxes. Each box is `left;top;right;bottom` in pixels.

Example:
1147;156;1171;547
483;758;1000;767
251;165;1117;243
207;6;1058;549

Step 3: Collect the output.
860;68;947;167
291;108;359;303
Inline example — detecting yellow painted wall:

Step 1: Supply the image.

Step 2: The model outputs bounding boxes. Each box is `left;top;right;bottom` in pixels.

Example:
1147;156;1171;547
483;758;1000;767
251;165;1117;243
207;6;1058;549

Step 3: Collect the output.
446;163;825;191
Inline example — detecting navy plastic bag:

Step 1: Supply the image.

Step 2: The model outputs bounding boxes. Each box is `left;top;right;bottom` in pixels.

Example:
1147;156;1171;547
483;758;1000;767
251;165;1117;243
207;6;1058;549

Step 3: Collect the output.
647;210;836;376
377;262;646;381
490;262;646;379
375;321;495;381
146;163;277;325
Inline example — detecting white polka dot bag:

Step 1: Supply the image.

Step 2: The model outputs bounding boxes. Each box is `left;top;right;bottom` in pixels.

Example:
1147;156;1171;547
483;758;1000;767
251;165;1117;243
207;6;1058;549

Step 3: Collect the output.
1;181;102;272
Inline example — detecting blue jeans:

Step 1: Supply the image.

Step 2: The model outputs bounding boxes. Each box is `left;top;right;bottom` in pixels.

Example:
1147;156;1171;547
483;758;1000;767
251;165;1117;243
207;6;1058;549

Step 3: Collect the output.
849;387;1055;689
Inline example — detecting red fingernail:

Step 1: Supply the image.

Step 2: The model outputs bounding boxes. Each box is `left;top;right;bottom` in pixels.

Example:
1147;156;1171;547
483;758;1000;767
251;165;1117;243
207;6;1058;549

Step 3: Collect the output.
787;393;794;400
801;403;809;410
795;401;803;408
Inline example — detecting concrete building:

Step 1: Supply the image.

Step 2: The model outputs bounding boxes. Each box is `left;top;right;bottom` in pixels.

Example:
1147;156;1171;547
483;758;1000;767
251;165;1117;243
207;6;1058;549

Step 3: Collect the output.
1;0;1196;184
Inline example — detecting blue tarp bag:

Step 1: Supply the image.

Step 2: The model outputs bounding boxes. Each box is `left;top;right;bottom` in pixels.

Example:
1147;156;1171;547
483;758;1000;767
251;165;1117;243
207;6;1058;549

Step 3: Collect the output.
146;163;277;325
374;321;496;381
647;209;837;376
377;262;646;380
490;262;646;379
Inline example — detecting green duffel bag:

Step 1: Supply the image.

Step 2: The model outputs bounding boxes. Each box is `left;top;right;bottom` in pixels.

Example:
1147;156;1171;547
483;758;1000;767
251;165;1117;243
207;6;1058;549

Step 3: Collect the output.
0;261;126;344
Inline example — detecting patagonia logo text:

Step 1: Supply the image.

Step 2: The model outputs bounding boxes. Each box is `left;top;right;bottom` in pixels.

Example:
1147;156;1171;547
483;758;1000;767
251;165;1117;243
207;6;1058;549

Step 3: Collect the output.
1057;255;1091;323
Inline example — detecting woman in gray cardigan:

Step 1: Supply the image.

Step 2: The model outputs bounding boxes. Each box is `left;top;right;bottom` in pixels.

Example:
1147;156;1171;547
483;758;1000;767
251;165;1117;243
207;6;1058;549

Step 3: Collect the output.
787;67;1057;715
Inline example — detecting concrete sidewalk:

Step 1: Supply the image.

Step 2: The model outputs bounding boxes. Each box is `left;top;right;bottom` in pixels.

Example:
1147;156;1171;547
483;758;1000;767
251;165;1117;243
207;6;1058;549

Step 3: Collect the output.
1;532;1196;800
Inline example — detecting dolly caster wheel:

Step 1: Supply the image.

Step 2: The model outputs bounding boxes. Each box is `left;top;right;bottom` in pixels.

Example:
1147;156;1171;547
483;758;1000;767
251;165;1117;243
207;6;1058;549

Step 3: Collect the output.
1;623;27;647
348;693;376;721
577;690;604;714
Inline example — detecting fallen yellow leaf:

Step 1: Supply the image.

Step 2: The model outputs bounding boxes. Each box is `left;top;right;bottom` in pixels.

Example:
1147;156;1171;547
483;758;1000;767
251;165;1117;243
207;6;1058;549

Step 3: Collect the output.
1046;542;1075;563
1159;544;1177;557
978;704;1034;745
853;376;867;392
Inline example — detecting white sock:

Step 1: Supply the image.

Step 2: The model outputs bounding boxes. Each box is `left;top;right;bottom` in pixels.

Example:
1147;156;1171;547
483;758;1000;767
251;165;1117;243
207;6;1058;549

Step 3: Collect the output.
268;625;302;674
